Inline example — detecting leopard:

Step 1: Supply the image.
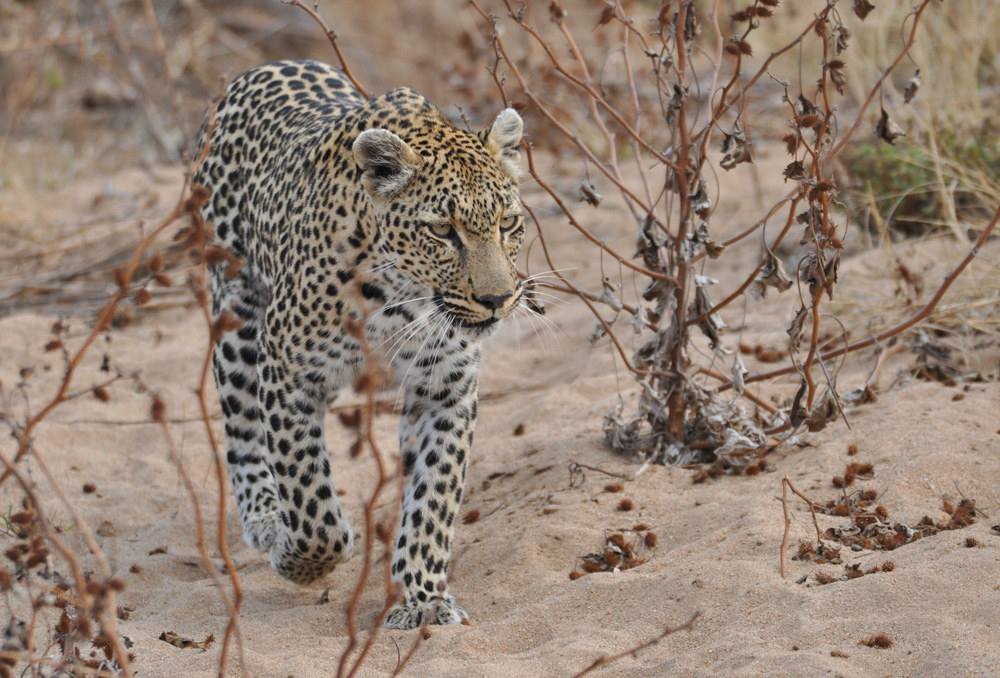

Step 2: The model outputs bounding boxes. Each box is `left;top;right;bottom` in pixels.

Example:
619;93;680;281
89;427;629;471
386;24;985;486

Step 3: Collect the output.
193;60;525;629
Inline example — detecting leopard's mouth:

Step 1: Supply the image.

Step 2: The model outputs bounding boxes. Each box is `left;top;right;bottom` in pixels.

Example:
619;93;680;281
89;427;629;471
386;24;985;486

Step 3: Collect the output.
433;295;502;336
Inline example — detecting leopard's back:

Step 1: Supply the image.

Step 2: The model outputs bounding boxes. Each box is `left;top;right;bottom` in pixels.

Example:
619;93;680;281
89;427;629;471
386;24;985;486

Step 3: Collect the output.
195;60;365;287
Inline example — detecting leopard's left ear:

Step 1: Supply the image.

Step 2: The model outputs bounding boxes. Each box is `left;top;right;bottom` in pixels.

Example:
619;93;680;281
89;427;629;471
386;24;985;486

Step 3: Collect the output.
481;108;523;177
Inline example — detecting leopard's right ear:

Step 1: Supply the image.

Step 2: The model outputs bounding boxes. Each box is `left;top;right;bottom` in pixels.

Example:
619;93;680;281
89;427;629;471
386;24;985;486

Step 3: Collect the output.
353;129;422;197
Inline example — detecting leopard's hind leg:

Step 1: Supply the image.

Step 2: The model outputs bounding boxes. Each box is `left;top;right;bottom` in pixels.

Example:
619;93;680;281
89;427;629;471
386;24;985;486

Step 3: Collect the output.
211;270;282;552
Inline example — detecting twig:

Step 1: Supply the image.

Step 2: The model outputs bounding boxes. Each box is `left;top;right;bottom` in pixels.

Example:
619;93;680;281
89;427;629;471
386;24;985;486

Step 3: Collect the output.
282;0;369;98
780;475;824;578
726;203;999;391
568;611;699;678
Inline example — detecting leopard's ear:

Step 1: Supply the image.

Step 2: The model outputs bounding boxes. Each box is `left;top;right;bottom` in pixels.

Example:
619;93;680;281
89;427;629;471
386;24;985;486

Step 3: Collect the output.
353;129;421;197
481;108;523;177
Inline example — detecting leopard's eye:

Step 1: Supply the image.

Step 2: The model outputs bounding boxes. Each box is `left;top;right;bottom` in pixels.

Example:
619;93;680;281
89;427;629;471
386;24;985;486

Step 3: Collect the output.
499;214;520;233
428;221;454;240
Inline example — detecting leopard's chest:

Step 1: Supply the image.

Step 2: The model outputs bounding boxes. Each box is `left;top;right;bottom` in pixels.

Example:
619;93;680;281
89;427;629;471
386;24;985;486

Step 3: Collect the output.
286;265;461;396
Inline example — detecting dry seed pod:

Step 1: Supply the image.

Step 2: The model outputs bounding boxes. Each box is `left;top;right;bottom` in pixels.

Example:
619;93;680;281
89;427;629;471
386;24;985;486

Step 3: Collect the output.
875;107;906;145
853;0;875;21
904;69;921;104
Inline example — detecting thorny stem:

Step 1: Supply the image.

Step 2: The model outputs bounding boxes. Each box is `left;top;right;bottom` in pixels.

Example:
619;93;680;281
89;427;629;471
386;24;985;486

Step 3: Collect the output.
780;474;790;578
181;89;250;677
282;0;370;99
467;0;656;213
828;0;934;160
616;1;655;208
158;422;248;677
0;449;133;676
686;197;801;327
526;205;661;380
780;475;824;578
0;89;249;676
568;611;699;678
665;1;693;442
469;0;957;454
501;0;681;173
724;202;1000;392
195;276;247;677
522;140;677;284
340;294;398;678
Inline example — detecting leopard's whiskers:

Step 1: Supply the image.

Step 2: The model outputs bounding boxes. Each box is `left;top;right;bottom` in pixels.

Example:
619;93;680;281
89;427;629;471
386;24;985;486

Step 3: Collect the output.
392;310;452;412
379;302;438;360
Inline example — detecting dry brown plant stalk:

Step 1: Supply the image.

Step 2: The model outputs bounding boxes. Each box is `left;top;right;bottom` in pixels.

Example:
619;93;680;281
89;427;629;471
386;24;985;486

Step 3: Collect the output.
780;475;824;578
568;611;699;678
467;0;992;471
282;0;370;99
0;89;249;678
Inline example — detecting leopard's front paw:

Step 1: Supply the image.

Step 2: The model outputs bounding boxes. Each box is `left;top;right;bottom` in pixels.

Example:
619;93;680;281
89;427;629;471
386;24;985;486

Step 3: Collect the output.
384;593;469;629
242;512;281;552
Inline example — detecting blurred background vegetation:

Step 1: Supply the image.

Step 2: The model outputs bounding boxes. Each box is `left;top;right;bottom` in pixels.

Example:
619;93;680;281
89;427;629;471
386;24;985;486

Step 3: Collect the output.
2;0;998;235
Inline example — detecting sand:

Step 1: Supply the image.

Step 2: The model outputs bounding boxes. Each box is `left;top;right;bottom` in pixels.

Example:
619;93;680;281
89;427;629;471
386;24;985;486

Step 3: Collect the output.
2;155;999;678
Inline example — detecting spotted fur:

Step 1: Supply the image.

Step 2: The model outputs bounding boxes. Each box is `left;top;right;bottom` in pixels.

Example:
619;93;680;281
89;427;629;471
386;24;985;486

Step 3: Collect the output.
194;60;524;629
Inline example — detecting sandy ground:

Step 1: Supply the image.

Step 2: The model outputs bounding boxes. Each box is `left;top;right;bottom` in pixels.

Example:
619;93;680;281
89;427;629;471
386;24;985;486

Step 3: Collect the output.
2;155;999;678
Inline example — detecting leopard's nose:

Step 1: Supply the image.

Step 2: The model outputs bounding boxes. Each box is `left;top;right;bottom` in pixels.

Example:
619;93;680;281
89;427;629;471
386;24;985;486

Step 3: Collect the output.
475;291;513;310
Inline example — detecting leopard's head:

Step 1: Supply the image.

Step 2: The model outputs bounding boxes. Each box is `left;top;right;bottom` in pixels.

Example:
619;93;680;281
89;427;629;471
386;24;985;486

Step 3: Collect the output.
354;105;524;336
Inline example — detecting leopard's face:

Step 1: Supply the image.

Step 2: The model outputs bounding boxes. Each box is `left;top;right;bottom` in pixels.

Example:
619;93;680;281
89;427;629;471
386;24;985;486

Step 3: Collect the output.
354;109;525;336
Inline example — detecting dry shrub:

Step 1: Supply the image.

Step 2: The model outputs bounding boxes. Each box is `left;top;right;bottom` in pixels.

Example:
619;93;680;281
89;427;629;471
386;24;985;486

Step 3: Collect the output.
468;0;997;477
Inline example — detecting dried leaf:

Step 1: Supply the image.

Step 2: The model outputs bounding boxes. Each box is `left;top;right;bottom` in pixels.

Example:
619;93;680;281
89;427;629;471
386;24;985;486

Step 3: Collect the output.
827;59;847;95
875;106;905;145
797;95;820;118
751;249;794;299
579;179;602;206
665;84;686;125
597;277;623;312
834;26;851;55
787;306;808;353
688;178;712;217
641;278;673;303
853;0;875;21
841;385;878;405
683;4;701;42
715;427;758;459
822;251;840;299
720;125;754;170
692;221;724;259
689;276;725;350
803;251;839;301
588;323;608;345
783;160;806;182
731;355;748;397
904;69;921;104
790;379;808;427
805;389;839;432
158;631;215;651
635;215;667;269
